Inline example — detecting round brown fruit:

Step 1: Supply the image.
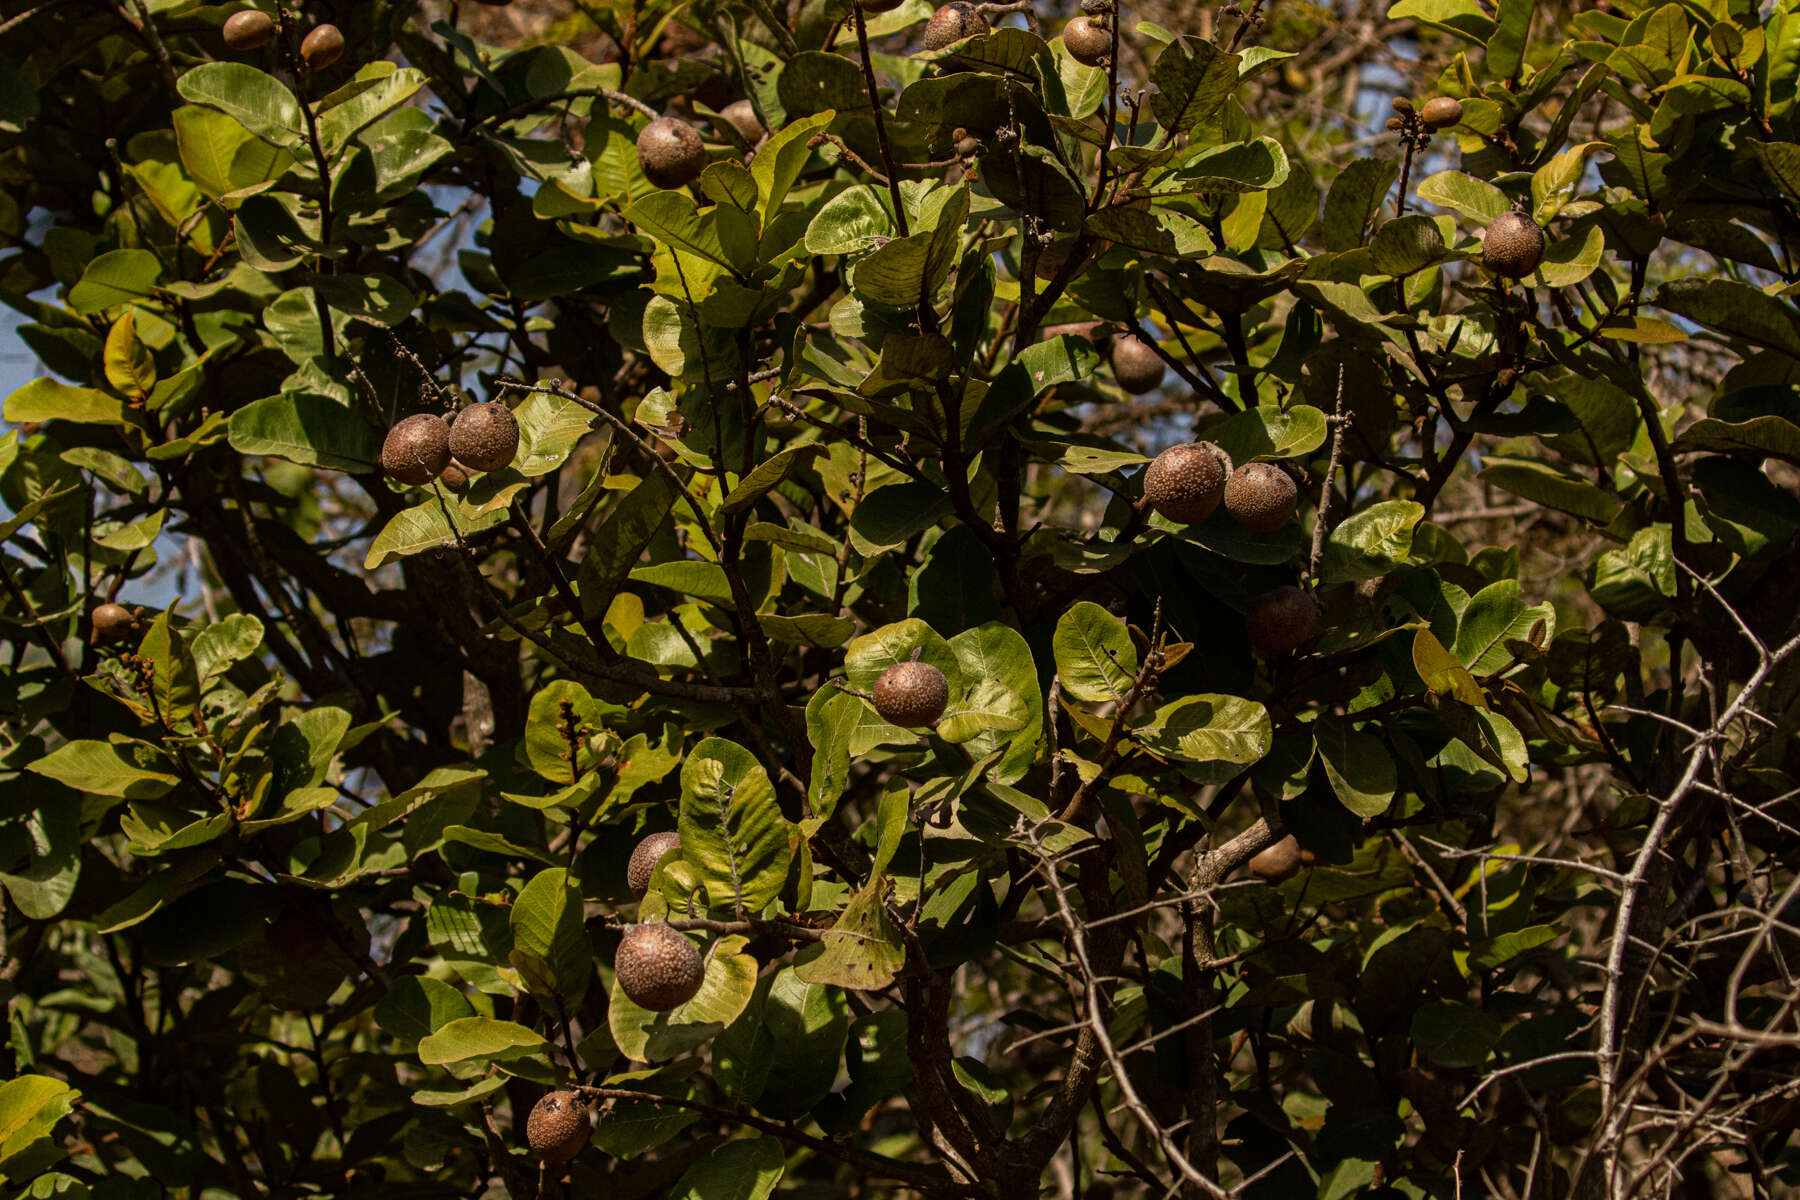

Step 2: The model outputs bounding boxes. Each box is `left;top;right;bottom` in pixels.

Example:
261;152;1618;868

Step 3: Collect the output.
923;2;989;50
637;117;706;190
615;923;705;1011
872;660;949;727
1109;333;1165;395
626;831;682;896
1248;835;1303;883
1063;15;1111;66
718;99;764;143
92;603;137;642
525;1091;591;1164
381;413;452;487
299;23;343;69
1391;96;1414;115
1421;96;1463;130
1245;586;1322;656
447;402;519;474
1482;212;1545;278
438;461;470;491
222;9;275;50
1223;462;1298;532
1143;442;1228;524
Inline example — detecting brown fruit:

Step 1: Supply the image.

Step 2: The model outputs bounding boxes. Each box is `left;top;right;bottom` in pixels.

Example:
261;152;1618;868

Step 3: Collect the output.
1421;96;1463;130
1245;586;1322;656
1063;15;1111;65
1391;96;1414;115
1248;835;1303;883
1385;116;1404;132
872;660;949;727
1109;333;1165;394
1143;442;1227;524
222;9;275;50
923;2;989;50
526;1091;591;1164
1223;462;1298;532
615;923;704;1011
438;461;470;491
92;603;136;642
1482;212;1545;278
637;117;706;190
299;23;343;69
718;99;764;143
447;403;519;474
381;414;451;486
626;831;682;896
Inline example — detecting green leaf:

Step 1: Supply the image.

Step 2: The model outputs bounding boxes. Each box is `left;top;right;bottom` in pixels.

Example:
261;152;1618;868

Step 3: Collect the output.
3;378;126;427
609;934;759;1061
318;66;426;155
416;1017;548;1065
805;686;860;817
793;881;905;990
1320;499;1422;582
1414;171;1509;222
1208;403;1327;463
1322;158;1400;250
1149;36;1241;132
1452;578;1554;674
1368;214;1448;276
1136;694;1271;766
678;738;794;913
1386;0;1495;43
1479;459;1622;523
1656;277;1800;362
1411;1001;1502;1068
364;497;508;569
511;868;593;1007
1412;627;1485;706
139;611;200;727
176;62;302;146
1053;601;1138;703
804;184;895;256
373;975;477;1048
67;250;162;315
724;446;823;514
1315;719;1397;817
229;394;381;472
577;474;680;619
104;311;156;397
667;1136;785;1200
752;110;835;219
1529;222;1605;288
630;561;734;607
173;104;258;198
0;1076;79;1178
943;622;1040;776
1485;0;1532;79
27;739;179;799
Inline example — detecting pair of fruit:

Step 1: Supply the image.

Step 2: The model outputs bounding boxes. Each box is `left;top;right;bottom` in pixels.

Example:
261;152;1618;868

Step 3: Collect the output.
1144;442;1298;534
1391;95;1463;132
222;9;342;68
380;403;519;487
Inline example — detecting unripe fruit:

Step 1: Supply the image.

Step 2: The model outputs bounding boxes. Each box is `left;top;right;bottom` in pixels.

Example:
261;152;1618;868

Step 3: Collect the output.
92;603;136;642
1385;116;1404;132
382;414;452;486
1248;835;1303;883
1482;212;1545;278
525;1091;591;1164
1391;96;1414;115
299;23;343;69
223;10;275;50
718;99;764;143
1421;97;1463;130
615;923;704;1011
1223;462;1298;532
626;831;682;896
1245;586;1322;656
447;403;519;474
923;2;989;50
1063;15;1111;65
1109;333;1164;395
872;660;949;727
637;117;706;189
1143;442;1227;524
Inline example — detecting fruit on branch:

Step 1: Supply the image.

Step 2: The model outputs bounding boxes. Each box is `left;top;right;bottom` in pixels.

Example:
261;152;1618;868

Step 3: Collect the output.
718;99;764;143
1063;15;1111;65
1245;586;1322;656
438;461;470;491
615;923;704;1011
381;414;451;486
299;24;343;69
1482;212;1545;278
873;660;949;727
447;402;520;474
222;10;275;50
1248;835;1303;883
1223;462;1298;532
1421;96;1463;130
91;603;137;642
1391;96;1414;115
525;1091;591;1163
626;831;682;896
1143;442;1228;524
1109;333;1165;394
637;117;706;189
923;2;990;50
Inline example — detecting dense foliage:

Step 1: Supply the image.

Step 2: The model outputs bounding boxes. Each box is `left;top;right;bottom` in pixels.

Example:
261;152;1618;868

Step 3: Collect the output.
4;0;1800;1194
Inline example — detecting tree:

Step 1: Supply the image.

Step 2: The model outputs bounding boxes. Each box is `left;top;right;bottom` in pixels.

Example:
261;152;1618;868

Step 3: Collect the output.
2;0;1799;1192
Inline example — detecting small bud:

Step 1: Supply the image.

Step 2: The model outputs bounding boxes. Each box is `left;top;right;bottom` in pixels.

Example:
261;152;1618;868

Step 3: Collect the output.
1392;96;1414;114
1385;116;1404;131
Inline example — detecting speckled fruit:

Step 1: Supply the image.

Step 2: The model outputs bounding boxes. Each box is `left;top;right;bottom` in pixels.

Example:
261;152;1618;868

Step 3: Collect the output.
626;831;682;896
718;99;764;143
92;603;136;642
447;403;519;474
299;23;343;69
1143;442;1228;524
1421;96;1463;130
1248;835;1303;883
1482;212;1545;278
526;1091;591;1164
615;923;705;1011
637;117;706;190
223;9;275;50
1063;15;1111;65
1223;462;1298;532
1245;586;1322;656
923;2;989;50
381;414;451;486
1109;334;1165;395
873;660;949;727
